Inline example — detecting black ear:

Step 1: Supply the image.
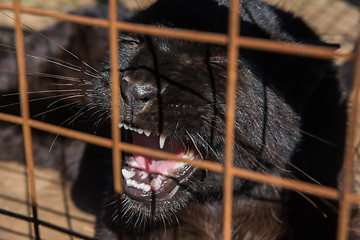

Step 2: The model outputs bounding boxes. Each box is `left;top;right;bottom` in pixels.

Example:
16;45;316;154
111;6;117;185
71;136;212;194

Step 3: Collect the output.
242;44;339;110
236;0;340;108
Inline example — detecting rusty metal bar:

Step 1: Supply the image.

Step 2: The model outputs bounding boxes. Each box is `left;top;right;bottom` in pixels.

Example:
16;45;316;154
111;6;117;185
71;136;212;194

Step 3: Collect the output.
0;3;354;61
115;21;228;45
12;0;39;238
222;0;241;239
28;118;113;148
109;0;122;195
0;112;24;125
0;111;355;203
348;193;360;204
0;3;109;27
336;36;360;240
237;36;353;60
230;167;340;200
108;3;126;238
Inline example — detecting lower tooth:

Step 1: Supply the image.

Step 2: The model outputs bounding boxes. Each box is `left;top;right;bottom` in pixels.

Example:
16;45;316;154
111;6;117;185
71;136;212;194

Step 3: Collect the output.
122;169;135;179
173;161;186;169
126;179;134;186
141;183;151;192
183;150;195;159
139;171;148;179
151;178;162;190
126;179;151;192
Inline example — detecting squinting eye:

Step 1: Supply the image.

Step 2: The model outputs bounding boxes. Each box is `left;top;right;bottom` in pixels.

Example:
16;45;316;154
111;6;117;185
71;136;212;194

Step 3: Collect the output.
120;40;139;46
128;41;139;46
119;34;141;46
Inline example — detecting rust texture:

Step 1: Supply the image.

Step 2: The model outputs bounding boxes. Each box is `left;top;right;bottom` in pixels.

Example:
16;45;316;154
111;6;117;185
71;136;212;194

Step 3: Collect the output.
12;0;40;238
109;0;123;195
223;0;241;239
337;37;360;240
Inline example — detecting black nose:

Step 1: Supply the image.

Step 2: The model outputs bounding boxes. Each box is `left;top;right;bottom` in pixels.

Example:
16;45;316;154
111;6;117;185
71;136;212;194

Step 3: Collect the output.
121;78;158;105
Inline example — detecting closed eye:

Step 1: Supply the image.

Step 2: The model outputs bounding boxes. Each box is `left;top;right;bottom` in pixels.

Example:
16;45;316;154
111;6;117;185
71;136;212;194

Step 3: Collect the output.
119;34;142;46
120;39;140;46
209;60;227;70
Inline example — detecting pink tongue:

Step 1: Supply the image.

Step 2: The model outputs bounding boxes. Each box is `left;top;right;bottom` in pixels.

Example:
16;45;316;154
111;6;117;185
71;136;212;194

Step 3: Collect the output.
133;133;185;173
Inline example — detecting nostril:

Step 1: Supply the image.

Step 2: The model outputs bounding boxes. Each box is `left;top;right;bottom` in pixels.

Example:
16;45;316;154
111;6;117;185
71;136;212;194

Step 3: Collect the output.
121;78;130;101
121;78;158;103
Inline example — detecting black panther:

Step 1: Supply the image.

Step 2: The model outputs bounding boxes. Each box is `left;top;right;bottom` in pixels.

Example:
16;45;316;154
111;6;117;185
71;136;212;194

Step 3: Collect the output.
89;0;356;239
0;0;358;239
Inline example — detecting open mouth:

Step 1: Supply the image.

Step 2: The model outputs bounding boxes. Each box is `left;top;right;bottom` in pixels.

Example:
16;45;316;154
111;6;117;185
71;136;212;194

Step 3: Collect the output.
119;123;197;202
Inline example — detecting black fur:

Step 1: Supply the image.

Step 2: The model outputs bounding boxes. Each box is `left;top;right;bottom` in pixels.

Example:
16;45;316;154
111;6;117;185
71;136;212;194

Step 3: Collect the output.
90;0;350;239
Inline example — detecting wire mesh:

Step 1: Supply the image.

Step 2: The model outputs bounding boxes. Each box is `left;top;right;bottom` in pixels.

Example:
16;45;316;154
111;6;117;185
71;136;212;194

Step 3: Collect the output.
0;0;358;240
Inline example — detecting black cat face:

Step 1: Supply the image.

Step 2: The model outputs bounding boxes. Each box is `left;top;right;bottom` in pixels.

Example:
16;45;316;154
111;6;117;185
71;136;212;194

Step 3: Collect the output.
91;0;338;233
93;33;233;223
92;34;302;230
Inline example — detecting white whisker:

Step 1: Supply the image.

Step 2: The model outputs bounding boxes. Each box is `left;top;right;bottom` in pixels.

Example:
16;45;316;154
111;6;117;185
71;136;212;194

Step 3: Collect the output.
0;92;82;108
47;94;86;108
0;9;98;75
0;46;97;78
32;101;80;119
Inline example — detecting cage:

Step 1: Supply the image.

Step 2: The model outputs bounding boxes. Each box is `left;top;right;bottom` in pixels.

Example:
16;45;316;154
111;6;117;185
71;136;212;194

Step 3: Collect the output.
0;0;359;239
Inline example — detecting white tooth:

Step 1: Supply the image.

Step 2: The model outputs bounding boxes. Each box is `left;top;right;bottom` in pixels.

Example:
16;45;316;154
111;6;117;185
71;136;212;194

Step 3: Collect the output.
138;129;144;134
129;127;133;131
123;125;129;130
129;161;139;168
118;123;123;128
183;150;195;159
144;130;151;137
139;171;148;179
150;178;162;190
122;169;135;179
126;179;133;186
132;181;139;189
159;134;167;149
142;184;151;192
173;161;186;169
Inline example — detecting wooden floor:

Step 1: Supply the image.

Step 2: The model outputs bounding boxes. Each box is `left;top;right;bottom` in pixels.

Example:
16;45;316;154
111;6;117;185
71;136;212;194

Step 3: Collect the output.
0;161;95;240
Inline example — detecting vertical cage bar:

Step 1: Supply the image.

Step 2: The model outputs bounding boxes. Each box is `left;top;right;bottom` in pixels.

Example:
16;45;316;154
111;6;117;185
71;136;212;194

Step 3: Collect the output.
222;0;241;239
109;2;124;239
109;0;122;194
337;37;360;240
12;0;40;238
